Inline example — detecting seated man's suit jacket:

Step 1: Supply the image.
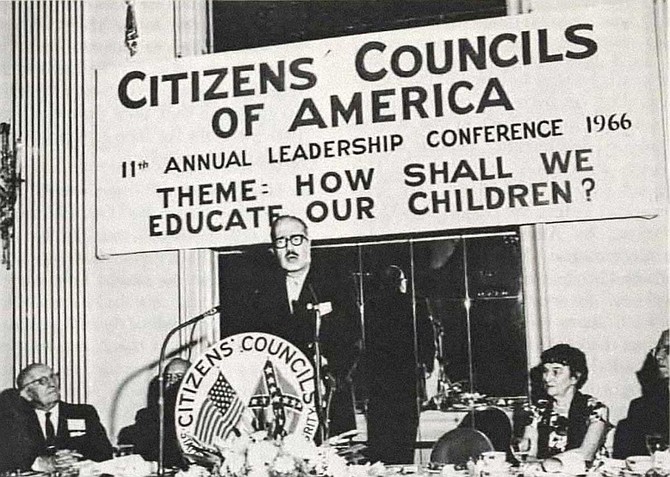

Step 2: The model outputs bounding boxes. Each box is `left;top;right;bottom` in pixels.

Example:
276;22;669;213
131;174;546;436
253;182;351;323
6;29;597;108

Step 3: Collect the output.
0;390;113;471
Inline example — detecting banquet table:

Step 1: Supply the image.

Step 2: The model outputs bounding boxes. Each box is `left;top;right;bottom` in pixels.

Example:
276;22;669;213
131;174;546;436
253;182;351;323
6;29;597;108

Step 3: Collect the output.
3;455;668;477
354;407;516;462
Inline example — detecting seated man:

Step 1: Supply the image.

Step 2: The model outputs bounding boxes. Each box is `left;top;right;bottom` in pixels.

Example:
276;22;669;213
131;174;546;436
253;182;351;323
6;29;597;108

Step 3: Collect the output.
0;363;113;471
613;329;669;458
118;357;190;468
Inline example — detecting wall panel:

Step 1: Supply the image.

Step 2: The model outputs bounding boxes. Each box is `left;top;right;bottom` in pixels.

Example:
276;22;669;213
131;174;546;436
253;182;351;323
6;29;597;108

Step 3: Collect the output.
12;0;86;403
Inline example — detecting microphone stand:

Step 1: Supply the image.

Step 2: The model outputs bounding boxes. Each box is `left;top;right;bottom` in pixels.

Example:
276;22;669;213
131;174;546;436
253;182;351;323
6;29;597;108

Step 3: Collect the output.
311;303;328;443
157;306;220;477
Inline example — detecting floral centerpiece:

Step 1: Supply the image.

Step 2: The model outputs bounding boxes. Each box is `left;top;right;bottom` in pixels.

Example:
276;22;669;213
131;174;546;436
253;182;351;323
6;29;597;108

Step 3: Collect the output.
177;431;383;477
423;380;489;411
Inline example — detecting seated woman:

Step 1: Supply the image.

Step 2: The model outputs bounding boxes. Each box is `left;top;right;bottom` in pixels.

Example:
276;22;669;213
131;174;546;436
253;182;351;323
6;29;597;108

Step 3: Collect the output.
522;344;611;464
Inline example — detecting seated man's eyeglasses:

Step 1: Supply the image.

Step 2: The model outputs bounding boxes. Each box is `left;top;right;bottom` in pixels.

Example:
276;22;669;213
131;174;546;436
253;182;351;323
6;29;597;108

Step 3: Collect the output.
274;234;308;249
653;345;670;358
22;373;59;389
165;373;184;386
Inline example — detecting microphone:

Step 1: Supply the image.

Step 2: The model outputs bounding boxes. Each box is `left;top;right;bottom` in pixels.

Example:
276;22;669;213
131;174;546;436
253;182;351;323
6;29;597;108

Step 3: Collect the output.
307;285;328;315
190;305;220;321
307;283;319;305
157;305;220;476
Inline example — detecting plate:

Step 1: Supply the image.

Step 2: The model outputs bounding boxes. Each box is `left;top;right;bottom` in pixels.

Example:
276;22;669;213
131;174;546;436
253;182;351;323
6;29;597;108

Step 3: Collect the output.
385;465;419;475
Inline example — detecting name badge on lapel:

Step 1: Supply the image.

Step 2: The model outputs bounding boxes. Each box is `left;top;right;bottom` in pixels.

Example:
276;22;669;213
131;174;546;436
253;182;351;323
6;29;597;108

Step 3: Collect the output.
67;418;86;437
316;301;332;316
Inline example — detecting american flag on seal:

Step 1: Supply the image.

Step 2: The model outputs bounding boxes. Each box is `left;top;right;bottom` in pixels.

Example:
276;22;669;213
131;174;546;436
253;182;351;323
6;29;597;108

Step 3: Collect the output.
194;371;245;443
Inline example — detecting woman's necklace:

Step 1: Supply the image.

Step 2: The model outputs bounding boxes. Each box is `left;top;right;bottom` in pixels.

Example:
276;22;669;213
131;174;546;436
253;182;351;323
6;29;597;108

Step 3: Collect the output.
554;401;570;416
553;387;575;416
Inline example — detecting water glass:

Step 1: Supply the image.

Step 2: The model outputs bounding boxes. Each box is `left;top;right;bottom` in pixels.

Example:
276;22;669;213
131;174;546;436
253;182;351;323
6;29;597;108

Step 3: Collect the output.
511;437;531;464
646;435;669;455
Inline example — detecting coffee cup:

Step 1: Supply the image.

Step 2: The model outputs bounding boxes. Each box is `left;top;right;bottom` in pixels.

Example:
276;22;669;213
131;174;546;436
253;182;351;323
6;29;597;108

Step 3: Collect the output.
481;468;511;477
653;451;670;472
441;464;463;477
481;451;507;468
625;455;653;473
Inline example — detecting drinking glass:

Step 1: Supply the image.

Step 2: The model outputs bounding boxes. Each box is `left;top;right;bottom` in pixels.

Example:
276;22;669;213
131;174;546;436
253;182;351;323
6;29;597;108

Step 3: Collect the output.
511;437;531;464
646;434;669;455
116;444;135;457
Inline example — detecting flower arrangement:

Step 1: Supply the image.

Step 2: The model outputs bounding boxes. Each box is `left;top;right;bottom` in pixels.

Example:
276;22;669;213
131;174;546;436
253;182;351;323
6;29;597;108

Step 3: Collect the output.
178;431;383;477
0;123;22;269
423;381;489;412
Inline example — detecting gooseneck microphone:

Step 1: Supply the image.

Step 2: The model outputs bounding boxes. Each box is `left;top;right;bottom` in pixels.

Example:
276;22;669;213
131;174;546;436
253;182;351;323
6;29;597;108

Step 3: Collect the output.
158;305;220;476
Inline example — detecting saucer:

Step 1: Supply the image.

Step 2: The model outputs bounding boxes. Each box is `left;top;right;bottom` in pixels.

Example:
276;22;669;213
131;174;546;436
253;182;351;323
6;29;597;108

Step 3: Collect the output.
481;463;512;477
483;463;511;471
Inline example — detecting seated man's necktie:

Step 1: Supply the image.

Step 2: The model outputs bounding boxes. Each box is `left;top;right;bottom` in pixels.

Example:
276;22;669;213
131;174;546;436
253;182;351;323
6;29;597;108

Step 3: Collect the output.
45;411;56;444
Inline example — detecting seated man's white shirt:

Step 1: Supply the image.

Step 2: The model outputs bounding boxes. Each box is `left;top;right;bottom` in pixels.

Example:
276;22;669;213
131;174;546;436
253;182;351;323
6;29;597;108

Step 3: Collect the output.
35;402;60;438
31;403;61;471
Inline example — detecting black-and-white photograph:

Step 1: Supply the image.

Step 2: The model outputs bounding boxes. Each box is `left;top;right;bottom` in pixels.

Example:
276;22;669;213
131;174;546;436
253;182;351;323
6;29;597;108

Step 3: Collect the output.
0;1;667;477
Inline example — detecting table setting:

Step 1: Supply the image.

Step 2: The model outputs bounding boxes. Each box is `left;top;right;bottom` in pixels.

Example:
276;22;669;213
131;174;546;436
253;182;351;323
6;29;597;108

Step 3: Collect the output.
381;448;670;477
3;433;668;477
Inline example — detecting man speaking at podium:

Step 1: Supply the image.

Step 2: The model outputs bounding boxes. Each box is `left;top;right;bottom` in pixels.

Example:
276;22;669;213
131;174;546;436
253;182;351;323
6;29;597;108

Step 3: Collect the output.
222;214;361;438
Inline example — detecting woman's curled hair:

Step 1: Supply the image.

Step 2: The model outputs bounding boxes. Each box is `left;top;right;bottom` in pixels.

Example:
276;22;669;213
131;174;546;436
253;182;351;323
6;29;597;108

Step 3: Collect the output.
541;343;589;389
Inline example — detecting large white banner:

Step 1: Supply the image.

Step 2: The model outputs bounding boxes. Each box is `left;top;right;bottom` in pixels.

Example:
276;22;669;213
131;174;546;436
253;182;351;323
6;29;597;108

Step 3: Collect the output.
95;2;666;256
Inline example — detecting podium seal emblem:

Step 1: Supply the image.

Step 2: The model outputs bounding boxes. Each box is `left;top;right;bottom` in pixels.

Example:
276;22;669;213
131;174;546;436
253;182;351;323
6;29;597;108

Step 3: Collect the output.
175;332;318;453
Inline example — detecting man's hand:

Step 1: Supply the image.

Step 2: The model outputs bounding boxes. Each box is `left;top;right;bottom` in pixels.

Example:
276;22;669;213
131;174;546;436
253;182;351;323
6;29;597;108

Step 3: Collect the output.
33;450;81;474
32;455;56;473
53;449;82;477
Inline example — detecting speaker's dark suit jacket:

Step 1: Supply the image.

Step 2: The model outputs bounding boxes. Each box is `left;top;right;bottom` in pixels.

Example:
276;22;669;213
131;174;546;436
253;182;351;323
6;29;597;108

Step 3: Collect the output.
222;262;362;436
0;389;113;471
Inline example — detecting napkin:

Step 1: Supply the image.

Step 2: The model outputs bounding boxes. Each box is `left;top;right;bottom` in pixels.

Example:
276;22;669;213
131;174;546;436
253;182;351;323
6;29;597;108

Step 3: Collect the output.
80;455;156;477
542;454;586;474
